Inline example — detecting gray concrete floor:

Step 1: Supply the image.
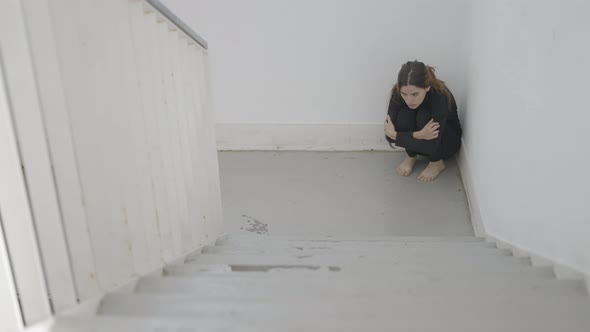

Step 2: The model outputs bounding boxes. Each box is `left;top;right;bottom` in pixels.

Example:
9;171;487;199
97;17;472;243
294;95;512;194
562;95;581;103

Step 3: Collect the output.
218;151;473;236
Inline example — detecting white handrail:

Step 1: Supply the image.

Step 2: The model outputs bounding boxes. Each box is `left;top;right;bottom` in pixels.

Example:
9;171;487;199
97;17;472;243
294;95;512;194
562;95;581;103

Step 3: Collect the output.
146;0;209;49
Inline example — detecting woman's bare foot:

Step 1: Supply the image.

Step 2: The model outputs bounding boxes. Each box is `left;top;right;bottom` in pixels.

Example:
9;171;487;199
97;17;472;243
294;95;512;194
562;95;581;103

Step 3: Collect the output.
396;156;417;176
418;160;446;182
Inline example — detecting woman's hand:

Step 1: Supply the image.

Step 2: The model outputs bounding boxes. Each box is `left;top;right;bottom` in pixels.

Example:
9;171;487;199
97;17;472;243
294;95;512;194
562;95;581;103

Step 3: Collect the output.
384;115;397;140
416;119;440;140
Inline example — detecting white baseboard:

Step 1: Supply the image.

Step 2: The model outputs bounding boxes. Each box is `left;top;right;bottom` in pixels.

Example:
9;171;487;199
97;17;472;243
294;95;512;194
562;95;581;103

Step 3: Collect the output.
215;124;403;151
455;140;486;237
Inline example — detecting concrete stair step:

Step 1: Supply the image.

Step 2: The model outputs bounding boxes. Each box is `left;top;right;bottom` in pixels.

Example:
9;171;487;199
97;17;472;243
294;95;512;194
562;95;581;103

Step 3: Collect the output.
211;239;495;250
218;235;485;245
51;232;589;331
201;244;511;256
164;262;556;278
51;315;590;332
135;275;587;297
185;252;532;267
96;294;590;329
215;237;495;247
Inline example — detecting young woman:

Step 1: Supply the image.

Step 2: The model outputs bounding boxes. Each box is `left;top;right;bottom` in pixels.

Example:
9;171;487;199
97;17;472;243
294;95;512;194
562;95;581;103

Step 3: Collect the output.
384;60;462;182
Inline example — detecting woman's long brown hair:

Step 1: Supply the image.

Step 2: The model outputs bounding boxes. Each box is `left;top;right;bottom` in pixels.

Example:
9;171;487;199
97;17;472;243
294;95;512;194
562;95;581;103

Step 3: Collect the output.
390;60;452;110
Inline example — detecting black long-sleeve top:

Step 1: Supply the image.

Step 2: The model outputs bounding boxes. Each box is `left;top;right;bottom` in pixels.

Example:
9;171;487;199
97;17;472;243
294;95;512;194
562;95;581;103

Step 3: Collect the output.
387;87;462;155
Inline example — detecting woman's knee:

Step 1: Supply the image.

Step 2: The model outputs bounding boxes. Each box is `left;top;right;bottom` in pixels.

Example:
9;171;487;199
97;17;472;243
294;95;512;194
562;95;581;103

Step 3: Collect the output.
415;108;433;129
393;107;416;132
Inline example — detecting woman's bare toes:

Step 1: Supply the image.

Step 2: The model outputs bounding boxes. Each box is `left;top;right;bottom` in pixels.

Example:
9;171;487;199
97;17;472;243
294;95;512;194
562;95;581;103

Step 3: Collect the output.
417;160;445;182
396;156;417;176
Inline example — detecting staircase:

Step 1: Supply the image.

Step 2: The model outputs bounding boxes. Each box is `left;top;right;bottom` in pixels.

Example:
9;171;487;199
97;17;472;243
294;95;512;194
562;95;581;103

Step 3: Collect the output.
53;235;590;331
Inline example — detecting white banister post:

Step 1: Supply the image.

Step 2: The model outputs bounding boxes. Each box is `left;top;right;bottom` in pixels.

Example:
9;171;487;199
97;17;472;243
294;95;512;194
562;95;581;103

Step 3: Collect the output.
30;0;101;303
127;0;166;271
199;50;225;238
152;14;179;263
0;53;25;332
48;0;137;291
108;0;153;278
188;45;215;241
165;25;191;256
170;32;197;254
0;0;60;325
177;38;197;248
159;19;186;258
182;41;208;248
22;0;102;308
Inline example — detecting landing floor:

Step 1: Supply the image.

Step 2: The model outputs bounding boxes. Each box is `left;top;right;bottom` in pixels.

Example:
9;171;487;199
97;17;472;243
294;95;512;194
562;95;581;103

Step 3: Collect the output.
218;151;472;236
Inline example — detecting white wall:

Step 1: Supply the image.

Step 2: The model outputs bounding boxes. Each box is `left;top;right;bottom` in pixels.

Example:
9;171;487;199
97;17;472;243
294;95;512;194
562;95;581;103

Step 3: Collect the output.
162;0;470;136
463;0;590;274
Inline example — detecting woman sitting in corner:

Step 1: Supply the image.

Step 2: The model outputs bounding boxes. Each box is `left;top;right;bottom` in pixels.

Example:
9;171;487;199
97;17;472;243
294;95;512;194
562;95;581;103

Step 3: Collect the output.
384;60;463;182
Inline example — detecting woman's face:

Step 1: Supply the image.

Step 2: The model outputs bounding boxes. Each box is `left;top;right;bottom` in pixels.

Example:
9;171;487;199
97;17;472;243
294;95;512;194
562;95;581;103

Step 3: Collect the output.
400;85;430;109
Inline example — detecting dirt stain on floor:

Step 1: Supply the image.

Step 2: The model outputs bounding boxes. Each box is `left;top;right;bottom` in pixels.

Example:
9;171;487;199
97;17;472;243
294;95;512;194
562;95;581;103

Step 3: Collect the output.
240;215;269;234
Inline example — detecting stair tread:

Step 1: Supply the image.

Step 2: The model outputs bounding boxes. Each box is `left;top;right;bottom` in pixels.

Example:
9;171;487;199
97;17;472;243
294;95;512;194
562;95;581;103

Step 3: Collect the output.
165;263;556;278
212;240;492;249
52;315;590;332
97;293;590;325
185;252;531;267
220;235;484;243
135;275;587;296
201;246;512;255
